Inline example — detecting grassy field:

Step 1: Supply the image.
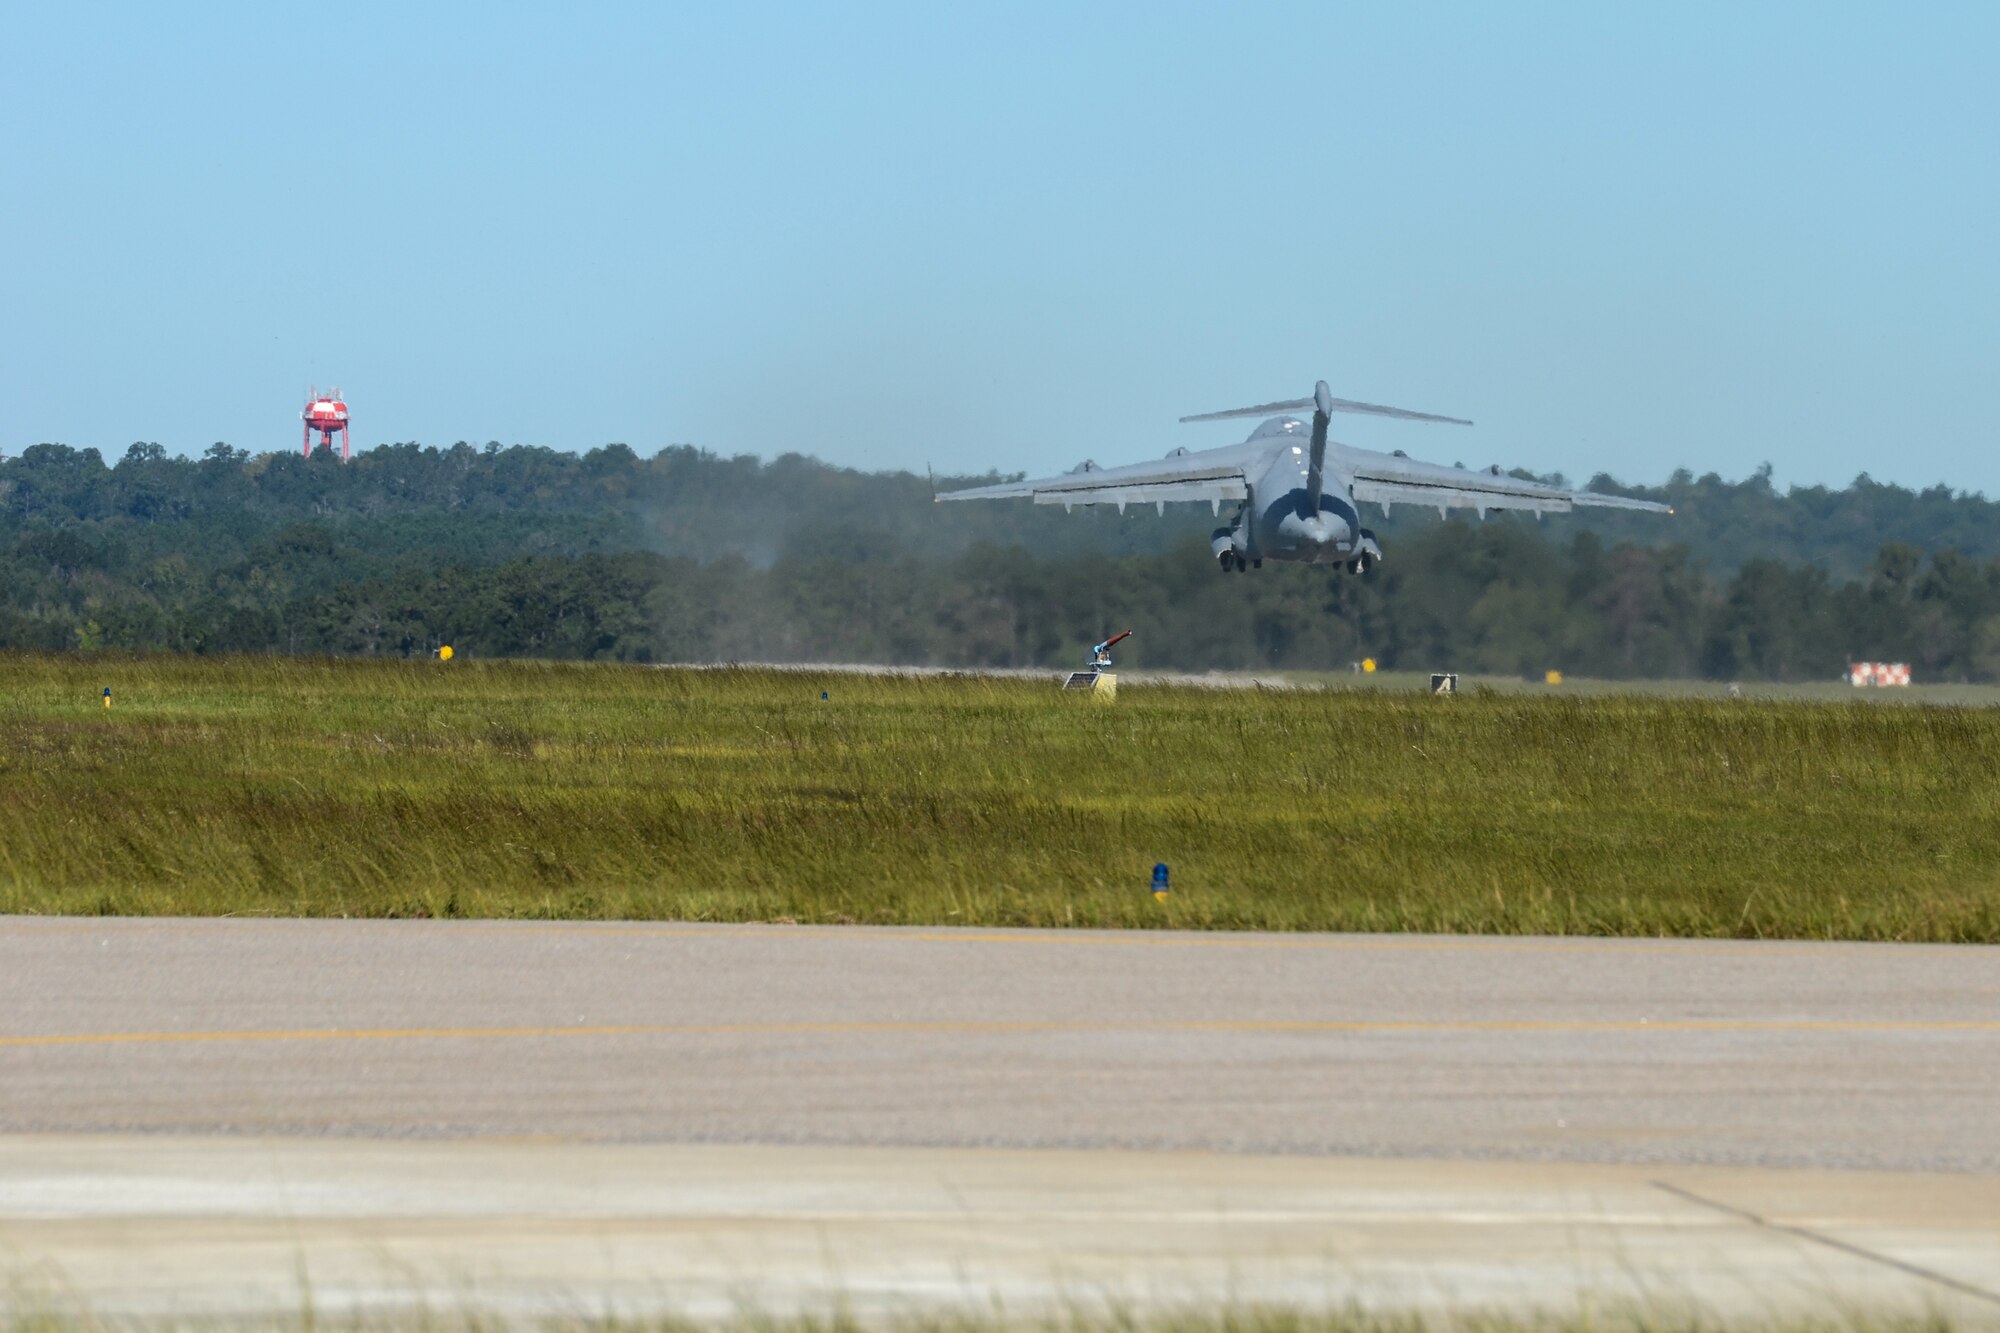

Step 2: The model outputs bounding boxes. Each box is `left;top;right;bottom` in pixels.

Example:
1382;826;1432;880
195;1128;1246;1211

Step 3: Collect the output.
2;654;1998;940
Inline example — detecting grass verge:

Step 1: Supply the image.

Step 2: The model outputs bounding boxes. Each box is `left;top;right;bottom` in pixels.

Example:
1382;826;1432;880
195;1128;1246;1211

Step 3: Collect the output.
2;654;1997;940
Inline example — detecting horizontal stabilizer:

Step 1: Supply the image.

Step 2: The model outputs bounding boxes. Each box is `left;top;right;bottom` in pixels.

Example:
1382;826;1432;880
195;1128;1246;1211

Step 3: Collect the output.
1181;389;1471;427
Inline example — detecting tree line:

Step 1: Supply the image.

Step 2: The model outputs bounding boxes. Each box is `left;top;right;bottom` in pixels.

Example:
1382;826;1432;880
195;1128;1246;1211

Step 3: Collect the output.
5;439;2000;679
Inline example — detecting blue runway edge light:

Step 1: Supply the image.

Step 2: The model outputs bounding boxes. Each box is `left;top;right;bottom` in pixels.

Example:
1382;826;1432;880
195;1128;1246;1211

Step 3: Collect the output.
1152;862;1169;900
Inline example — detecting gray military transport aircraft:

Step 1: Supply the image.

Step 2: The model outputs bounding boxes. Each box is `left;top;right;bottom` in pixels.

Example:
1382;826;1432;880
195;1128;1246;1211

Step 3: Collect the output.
938;380;1670;573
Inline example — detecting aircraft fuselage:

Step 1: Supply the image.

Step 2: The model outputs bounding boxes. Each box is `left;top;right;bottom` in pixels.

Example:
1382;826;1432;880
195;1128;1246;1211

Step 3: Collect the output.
1210;418;1380;572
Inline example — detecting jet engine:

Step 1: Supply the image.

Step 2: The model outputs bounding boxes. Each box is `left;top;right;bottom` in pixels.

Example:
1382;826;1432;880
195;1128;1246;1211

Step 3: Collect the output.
1212;526;1259;572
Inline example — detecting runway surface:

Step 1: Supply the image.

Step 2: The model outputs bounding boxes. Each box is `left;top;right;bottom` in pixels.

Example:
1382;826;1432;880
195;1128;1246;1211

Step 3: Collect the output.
5;917;1997;1168
7;1136;1998;1322
4;917;1998;1321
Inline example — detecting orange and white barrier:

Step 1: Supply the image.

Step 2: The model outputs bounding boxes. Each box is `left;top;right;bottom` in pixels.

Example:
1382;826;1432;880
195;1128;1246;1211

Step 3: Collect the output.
1848;662;1911;687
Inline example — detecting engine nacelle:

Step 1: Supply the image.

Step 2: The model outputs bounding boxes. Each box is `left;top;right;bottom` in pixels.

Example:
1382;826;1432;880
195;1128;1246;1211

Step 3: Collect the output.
1212;526;1243;572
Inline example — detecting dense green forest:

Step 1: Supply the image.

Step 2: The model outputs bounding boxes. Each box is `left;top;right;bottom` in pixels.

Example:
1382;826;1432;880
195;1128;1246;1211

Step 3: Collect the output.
6;438;2000;679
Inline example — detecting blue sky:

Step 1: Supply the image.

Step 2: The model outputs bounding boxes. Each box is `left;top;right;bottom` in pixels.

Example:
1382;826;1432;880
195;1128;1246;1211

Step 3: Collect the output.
5;2;1994;493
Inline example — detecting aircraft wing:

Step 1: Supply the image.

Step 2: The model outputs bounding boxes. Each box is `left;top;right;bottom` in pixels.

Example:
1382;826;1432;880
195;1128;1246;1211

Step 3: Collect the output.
937;441;1274;511
1345;446;1672;517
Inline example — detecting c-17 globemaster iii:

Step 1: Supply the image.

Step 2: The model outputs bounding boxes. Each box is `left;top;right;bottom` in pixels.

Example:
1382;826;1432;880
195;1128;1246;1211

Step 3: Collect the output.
938;380;1670;573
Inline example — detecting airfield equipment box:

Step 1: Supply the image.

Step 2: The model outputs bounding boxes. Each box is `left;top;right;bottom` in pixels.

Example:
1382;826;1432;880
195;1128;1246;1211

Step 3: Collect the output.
1063;670;1117;701
1430;673;1458;694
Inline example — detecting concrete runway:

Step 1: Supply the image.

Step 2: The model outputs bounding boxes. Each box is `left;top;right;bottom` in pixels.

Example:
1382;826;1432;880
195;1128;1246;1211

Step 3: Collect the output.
4;917;1998;1321
7;1137;1999;1323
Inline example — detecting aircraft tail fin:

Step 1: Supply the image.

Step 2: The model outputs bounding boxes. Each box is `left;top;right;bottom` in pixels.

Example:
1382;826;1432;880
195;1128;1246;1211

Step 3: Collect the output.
1305;381;1331;515
1180;378;1473;521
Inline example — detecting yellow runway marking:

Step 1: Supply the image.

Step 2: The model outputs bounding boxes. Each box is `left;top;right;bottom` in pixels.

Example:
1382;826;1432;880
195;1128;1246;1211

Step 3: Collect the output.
5;1017;1998;1050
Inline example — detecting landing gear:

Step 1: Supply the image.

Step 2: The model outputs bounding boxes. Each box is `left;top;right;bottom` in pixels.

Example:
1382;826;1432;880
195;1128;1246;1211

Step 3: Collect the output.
1346;529;1382;575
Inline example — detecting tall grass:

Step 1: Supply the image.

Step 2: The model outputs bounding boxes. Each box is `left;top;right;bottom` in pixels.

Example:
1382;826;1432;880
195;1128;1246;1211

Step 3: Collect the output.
2;654;1997;939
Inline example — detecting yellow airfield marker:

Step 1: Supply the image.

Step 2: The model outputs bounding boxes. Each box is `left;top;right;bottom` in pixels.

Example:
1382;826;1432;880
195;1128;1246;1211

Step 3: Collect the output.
101;687;111;710
1545;669;1563;686
437;645;454;662
1361;657;1377;673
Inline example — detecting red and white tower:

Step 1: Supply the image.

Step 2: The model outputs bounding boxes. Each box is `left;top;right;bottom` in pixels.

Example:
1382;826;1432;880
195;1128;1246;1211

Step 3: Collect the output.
302;387;352;459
